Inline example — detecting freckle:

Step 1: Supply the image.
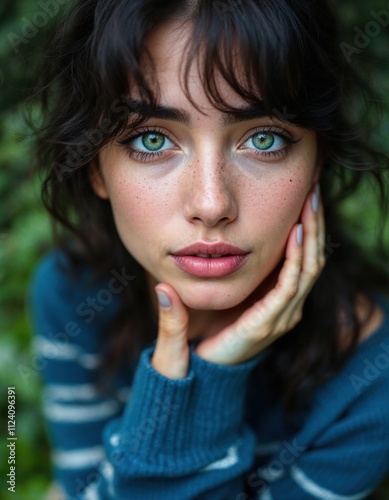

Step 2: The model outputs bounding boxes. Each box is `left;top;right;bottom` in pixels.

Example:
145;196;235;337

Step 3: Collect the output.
290;179;292;182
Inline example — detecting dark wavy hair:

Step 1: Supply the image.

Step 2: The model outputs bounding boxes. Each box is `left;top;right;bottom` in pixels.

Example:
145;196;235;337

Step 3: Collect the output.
31;0;389;414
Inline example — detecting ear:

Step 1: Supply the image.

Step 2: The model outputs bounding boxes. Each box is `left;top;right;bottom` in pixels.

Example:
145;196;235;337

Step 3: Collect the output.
88;158;109;200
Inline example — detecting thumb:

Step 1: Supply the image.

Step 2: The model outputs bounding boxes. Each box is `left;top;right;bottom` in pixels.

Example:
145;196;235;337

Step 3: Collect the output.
151;284;190;379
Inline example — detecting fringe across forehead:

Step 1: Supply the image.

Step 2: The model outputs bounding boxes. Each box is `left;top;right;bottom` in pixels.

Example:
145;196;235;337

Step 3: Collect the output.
89;0;343;132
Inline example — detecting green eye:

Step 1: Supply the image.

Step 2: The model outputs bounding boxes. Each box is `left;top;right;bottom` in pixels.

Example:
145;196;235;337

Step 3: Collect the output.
142;133;166;151
252;133;275;151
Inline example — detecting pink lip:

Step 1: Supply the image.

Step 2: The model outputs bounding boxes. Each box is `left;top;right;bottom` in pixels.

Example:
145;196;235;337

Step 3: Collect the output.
171;242;250;278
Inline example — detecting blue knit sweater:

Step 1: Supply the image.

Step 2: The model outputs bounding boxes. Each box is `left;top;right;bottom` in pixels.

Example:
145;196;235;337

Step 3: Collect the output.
28;251;389;499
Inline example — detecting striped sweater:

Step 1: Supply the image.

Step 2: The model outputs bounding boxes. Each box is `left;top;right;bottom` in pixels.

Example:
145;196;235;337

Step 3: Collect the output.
28;251;389;499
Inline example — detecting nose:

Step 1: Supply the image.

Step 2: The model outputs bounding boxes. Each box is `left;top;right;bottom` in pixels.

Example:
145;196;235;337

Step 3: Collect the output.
183;155;238;227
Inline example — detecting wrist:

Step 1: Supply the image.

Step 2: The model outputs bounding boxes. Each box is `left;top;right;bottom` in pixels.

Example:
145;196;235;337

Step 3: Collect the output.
151;342;190;379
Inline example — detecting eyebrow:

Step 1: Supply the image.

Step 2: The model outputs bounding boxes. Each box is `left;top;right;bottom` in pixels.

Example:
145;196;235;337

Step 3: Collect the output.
128;100;270;127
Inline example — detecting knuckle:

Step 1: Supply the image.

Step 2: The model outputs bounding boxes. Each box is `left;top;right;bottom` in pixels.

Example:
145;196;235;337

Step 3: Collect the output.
319;255;327;268
284;284;298;300
302;265;319;279
305;256;318;271
275;318;291;333
159;319;187;339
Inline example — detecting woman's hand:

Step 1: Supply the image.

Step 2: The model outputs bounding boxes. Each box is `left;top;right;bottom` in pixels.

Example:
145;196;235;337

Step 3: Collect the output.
151;183;325;377
151;284;191;379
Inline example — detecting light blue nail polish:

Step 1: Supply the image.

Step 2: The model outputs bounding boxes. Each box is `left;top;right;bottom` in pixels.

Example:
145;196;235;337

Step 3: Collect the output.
311;190;319;213
296;224;304;246
156;290;171;309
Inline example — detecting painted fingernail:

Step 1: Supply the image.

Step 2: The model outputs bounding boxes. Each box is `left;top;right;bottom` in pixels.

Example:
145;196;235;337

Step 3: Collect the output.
311;184;319;213
156;290;171;309
296;224;304;246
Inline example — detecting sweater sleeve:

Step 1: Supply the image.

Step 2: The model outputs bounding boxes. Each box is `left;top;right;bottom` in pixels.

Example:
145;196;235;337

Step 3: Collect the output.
90;344;262;499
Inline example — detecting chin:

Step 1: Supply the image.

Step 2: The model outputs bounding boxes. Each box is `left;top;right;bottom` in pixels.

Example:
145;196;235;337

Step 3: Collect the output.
179;288;251;311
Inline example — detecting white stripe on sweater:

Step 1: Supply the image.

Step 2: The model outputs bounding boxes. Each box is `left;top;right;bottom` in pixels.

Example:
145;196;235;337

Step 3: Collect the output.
53;446;104;469
44;400;120;422
35;338;101;368
83;483;99;500
45;384;130;405
100;461;115;497
109;433;120;447
290;465;374;500
258;489;273;500
200;440;240;472
45;384;100;401
80;353;101;369
35;337;80;359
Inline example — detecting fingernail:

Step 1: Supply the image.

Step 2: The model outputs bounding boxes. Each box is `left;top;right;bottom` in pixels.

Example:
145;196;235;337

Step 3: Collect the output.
296;224;304;246
156;290;171;309
311;184;319;213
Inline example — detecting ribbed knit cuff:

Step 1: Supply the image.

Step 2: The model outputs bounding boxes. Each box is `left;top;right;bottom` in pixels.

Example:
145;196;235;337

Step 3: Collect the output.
105;344;262;478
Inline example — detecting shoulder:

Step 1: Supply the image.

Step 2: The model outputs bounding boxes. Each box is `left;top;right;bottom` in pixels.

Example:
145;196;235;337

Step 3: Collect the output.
30;249;94;302
28;249;123;346
346;294;389;397
300;299;389;460
29;248;125;307
314;294;389;416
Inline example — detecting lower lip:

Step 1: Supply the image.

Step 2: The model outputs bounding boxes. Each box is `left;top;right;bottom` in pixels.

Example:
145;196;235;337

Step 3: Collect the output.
171;254;249;278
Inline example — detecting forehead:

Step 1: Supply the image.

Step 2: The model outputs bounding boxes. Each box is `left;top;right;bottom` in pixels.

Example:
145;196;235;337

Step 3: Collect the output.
142;20;252;111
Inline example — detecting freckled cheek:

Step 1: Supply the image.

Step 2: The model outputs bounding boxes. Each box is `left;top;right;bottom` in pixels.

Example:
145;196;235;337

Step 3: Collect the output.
108;180;170;239
249;180;308;244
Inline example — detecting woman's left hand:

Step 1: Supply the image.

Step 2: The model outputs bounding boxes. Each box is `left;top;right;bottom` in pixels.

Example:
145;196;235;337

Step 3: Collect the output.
194;182;326;365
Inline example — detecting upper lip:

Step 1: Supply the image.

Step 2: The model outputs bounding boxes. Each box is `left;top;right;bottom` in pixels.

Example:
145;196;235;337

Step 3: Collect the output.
172;242;249;256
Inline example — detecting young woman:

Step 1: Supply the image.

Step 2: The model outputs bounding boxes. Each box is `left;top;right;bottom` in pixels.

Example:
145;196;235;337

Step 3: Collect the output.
29;0;389;498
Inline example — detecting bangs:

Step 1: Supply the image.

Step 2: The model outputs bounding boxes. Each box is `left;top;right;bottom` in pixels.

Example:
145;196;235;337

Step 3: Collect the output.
38;0;352;178
90;0;343;132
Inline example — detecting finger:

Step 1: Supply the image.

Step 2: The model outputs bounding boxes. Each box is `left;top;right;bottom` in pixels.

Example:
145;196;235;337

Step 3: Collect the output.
211;224;304;359
262;223;306;331
268;222;304;307
197;223;305;364
300;184;325;294
299;183;322;283
238;222;304;332
151;284;189;379
281;183;326;326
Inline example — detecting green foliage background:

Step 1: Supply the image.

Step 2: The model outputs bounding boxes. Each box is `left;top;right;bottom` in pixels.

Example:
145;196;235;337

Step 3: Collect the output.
0;1;388;498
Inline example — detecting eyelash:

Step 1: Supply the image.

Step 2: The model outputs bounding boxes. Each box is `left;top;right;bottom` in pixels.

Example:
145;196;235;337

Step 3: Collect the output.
118;126;301;162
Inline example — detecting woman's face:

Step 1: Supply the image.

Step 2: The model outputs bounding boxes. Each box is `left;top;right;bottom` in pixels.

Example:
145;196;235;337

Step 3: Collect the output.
92;22;321;311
